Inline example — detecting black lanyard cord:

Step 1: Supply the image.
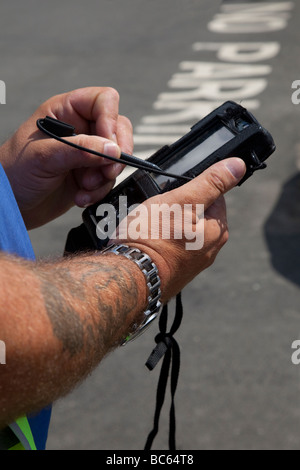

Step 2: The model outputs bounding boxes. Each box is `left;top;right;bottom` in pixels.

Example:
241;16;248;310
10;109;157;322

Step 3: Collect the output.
145;292;183;450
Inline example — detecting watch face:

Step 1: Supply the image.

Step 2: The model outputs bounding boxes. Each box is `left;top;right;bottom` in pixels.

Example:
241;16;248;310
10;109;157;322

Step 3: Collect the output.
122;310;162;345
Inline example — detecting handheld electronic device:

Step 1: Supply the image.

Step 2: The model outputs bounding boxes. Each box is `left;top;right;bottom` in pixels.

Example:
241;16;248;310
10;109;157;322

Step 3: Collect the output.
59;101;275;253
36;102;275;253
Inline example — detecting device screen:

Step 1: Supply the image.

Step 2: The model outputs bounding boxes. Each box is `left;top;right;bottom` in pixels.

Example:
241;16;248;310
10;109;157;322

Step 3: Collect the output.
152;125;235;189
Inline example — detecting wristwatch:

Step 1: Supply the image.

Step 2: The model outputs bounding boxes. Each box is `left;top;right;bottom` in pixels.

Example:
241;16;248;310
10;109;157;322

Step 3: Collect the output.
101;244;163;344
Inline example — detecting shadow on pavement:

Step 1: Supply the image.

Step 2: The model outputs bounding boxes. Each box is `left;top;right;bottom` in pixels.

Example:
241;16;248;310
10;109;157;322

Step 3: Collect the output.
264;173;300;287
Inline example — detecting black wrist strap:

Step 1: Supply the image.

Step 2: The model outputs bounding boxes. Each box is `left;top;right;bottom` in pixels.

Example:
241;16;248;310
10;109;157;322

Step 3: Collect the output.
144;292;183;450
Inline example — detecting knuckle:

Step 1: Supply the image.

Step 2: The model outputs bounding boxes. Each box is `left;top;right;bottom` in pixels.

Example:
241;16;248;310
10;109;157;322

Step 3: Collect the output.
75;134;105;156
207;169;227;195
74;133;89;149
220;228;229;247
119;115;133;132
102;86;120;103
215;219;229;247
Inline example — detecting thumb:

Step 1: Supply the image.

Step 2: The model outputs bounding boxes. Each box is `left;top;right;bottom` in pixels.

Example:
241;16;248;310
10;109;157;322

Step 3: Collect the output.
165;158;246;209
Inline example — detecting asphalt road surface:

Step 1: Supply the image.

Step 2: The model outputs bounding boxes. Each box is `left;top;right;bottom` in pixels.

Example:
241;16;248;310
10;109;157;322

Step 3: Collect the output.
1;0;300;450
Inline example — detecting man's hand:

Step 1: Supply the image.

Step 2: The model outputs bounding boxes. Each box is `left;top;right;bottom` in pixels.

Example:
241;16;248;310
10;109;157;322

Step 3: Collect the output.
0;87;133;229
114;158;247;303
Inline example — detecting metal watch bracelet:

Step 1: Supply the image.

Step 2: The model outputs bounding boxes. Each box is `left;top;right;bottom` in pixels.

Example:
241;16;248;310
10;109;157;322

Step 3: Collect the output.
101;244;163;344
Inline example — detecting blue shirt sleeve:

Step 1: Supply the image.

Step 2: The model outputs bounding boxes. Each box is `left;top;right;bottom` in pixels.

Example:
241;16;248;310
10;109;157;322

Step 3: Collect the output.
0;164;51;449
0;164;35;260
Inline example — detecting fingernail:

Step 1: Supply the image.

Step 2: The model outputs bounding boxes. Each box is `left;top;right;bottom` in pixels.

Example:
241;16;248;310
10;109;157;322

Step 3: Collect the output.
104;142;120;158
225;159;246;180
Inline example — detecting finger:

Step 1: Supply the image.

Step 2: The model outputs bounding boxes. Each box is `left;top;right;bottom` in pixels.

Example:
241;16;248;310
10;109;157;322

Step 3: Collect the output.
67;87;120;140
74;167;107;192
33;133;121;174
164;158;246;210
74;179;116;208
88;115;132;183
115;115;134;155
77;164;123;191
205;194;227;220
204;195;229;247
101;162;125;180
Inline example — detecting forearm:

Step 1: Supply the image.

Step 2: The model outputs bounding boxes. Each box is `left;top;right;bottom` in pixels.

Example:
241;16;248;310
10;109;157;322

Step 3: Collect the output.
0;251;147;428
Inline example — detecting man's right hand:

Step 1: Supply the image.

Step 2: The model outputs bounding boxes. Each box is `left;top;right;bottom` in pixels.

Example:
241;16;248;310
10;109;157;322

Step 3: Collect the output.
114;157;246;303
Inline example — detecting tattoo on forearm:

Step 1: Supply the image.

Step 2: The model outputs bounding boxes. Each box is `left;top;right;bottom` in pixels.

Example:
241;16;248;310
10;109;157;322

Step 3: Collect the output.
36;256;142;359
41;280;84;357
